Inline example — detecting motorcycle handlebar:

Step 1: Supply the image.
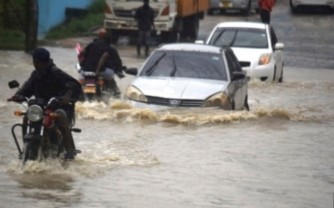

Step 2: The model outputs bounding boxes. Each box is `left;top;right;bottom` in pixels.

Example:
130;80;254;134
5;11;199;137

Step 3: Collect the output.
7;95;27;103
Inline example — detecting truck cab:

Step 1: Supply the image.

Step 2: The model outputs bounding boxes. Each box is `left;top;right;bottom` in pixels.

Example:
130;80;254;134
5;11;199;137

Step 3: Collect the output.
104;0;209;43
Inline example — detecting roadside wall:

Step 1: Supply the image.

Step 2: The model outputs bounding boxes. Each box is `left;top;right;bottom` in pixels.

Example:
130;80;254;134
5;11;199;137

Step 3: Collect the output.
38;0;93;37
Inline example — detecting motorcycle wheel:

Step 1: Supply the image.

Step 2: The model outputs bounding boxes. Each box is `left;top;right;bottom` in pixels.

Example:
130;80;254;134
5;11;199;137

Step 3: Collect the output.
22;141;38;164
85;93;95;102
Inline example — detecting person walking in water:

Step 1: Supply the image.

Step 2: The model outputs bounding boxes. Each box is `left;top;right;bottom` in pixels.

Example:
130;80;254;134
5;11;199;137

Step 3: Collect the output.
134;0;155;58
258;0;276;24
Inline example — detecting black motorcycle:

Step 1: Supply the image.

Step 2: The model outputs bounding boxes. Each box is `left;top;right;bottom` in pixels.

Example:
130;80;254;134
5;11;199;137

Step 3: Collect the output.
75;43;123;102
7;80;81;165
77;68;121;102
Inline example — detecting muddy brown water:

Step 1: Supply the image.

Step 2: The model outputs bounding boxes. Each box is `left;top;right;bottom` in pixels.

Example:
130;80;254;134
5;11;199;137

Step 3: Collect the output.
0;46;333;208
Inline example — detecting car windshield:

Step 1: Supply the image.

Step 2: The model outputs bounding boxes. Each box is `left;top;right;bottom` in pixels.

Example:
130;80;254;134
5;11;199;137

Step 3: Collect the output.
208;27;268;49
140;50;228;81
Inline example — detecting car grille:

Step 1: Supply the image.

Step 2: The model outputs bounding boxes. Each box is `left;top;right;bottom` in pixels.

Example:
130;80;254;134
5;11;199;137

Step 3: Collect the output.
239;61;251;67
146;96;204;107
114;9;134;18
114;9;158;18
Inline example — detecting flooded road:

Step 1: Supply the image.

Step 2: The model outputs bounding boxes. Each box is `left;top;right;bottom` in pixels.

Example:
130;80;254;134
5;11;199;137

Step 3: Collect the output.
1;46;334;208
1;0;334;207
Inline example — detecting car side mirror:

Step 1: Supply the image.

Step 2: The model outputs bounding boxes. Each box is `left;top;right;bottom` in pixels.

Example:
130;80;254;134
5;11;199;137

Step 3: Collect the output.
124;67;138;76
8;80;20;89
232;71;246;81
275;43;284;50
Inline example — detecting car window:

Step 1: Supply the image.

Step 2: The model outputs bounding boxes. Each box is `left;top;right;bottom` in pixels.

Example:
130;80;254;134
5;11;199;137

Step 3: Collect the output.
208;27;268;49
140;51;228;81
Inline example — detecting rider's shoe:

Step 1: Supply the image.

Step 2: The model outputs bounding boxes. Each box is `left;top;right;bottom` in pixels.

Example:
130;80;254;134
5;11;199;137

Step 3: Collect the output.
65;151;76;160
65;149;81;160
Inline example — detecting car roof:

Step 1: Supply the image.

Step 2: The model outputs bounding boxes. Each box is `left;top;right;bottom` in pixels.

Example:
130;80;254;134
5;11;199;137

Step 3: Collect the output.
214;21;267;30
157;43;224;54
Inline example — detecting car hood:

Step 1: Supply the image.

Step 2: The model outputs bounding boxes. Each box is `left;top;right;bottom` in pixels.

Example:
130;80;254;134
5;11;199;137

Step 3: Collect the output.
132;77;228;100
231;47;271;62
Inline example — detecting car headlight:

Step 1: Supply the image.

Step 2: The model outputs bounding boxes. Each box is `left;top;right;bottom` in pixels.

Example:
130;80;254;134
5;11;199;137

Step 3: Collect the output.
27;105;43;122
258;53;272;65
125;85;148;103
203;92;230;108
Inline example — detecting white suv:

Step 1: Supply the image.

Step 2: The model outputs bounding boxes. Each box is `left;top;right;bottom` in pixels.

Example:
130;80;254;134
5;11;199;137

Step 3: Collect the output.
290;0;334;13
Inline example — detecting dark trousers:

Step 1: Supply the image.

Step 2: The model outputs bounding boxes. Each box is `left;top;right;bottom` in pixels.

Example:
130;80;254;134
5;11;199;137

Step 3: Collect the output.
137;30;151;57
55;109;76;153
260;9;271;24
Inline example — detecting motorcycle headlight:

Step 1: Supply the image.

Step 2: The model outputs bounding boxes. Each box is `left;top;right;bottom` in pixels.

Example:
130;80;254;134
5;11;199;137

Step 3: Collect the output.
203;92;230;108
27;105;43;122
125;85;148;103
258;53;272;65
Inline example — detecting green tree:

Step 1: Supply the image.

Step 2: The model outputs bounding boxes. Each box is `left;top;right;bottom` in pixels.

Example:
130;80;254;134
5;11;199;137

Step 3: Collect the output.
25;0;38;52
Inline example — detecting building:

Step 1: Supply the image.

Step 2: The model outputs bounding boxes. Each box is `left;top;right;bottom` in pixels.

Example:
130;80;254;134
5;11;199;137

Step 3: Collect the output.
38;0;93;37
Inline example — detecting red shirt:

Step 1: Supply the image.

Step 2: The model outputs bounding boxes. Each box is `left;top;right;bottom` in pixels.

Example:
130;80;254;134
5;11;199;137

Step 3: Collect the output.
258;0;275;12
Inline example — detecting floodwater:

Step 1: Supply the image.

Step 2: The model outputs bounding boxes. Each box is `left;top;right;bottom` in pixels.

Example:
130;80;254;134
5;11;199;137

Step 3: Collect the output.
1;46;334;208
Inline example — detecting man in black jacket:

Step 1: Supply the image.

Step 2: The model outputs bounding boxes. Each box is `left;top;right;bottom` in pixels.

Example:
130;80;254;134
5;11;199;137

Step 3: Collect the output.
135;0;155;58
9;48;83;159
80;31;124;97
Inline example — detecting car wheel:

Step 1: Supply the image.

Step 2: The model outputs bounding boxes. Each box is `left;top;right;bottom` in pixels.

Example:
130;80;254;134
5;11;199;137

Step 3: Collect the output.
244;95;250;111
272;66;277;82
230;100;235;110
278;63;284;83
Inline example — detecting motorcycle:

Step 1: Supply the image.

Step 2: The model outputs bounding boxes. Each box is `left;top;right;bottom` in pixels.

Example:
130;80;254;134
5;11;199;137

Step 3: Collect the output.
75;43;123;102
7;80;81;165
75;64;122;102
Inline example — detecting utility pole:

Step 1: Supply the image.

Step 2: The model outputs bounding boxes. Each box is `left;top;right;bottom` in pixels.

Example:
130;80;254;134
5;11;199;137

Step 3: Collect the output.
25;0;38;53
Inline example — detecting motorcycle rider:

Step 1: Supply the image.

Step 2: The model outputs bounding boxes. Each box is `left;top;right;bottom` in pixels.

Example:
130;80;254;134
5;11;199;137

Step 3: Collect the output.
79;30;124;98
8;48;83;160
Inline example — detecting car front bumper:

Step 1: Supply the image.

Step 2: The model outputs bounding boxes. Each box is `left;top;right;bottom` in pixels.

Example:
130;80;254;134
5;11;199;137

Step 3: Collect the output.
243;63;275;82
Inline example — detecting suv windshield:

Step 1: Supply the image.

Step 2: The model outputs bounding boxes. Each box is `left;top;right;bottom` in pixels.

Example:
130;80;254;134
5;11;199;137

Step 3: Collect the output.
208;27;268;49
140;50;228;81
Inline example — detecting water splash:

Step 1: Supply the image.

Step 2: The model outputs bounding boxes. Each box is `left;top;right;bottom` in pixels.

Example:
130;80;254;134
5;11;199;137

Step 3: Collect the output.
75;100;309;125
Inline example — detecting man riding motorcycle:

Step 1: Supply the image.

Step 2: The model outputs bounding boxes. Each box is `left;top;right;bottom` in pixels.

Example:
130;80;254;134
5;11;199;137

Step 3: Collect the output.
79;31;124;98
8;48;83;160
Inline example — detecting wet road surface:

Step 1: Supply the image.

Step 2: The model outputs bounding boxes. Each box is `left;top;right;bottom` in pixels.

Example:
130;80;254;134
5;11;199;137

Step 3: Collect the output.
0;1;334;207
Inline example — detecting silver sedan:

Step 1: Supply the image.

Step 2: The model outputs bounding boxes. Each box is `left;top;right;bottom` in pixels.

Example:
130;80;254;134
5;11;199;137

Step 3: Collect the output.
124;43;249;111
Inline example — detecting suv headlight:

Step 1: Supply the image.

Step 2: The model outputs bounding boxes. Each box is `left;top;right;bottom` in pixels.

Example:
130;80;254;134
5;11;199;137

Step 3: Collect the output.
203;92;230;108
125;86;148;103
27;105;43;122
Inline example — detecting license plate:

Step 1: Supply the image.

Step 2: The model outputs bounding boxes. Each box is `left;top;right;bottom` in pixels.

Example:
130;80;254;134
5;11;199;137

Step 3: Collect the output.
84;86;96;94
220;1;232;8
